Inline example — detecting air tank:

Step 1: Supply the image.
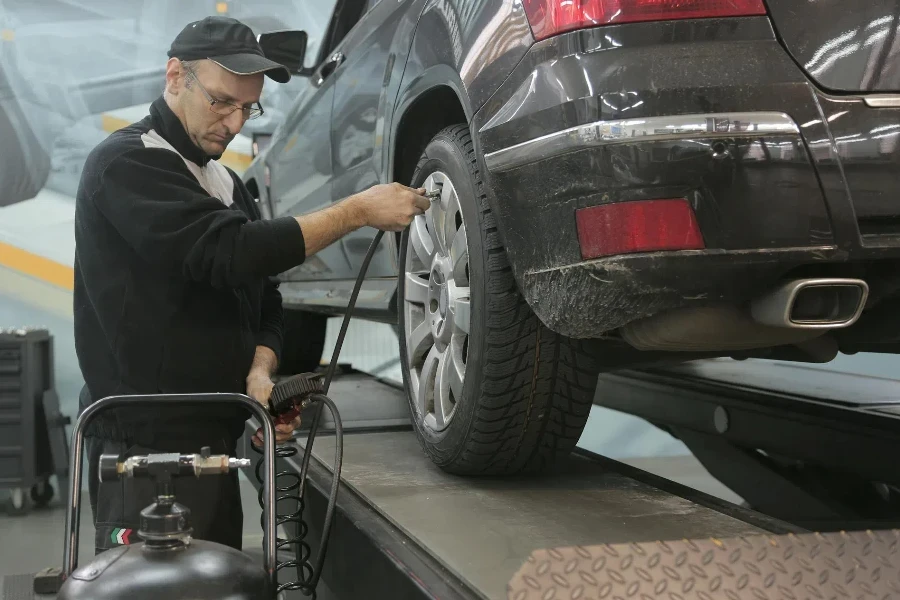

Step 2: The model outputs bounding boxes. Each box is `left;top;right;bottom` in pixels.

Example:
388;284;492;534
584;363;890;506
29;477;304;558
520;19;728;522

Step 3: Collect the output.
58;449;271;600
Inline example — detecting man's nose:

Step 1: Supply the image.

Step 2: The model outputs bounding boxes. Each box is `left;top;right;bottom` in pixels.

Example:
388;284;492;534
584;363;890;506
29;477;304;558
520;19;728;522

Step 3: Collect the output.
224;108;246;132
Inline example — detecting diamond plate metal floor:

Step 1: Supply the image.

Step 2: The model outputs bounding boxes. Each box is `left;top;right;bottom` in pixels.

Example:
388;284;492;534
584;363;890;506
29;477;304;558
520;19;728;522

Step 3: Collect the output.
508;529;900;599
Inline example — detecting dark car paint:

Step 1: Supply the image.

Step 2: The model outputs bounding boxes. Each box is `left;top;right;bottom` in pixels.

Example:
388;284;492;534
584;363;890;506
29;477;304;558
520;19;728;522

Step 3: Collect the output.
385;0;533;173
331;0;421;279
766;0;900;92
251;1;900;346
258;0;534;311
475;19;833;267
467;16;900;337
812;95;900;235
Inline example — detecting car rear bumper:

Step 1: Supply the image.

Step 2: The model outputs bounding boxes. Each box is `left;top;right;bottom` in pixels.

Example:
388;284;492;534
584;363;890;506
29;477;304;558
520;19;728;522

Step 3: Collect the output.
482;111;800;174
473;16;900;338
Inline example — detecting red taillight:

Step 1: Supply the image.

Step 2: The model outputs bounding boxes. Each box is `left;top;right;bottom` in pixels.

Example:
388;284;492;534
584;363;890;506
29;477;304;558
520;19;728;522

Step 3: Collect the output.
522;0;767;41
575;198;704;259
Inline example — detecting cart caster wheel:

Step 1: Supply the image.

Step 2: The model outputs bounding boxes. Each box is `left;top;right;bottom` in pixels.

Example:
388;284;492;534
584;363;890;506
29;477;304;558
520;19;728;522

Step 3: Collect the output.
31;480;54;508
7;487;31;516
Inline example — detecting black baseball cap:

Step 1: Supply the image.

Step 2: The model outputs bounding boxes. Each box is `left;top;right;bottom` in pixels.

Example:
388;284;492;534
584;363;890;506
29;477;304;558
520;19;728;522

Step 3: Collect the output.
167;16;291;83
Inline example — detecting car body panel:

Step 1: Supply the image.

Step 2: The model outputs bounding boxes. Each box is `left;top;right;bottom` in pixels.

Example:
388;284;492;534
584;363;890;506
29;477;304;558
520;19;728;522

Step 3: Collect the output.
250;3;900;350
808;93;900;245
267;0;534;316
766;0;900;92
266;70;343;282
331;0;419;279
269;0;428;312
474;18;833;278
472;17;900;337
391;0;535;121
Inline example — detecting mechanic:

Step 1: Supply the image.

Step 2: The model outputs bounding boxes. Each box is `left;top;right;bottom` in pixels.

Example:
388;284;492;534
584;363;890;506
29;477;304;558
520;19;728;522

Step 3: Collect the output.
72;16;429;555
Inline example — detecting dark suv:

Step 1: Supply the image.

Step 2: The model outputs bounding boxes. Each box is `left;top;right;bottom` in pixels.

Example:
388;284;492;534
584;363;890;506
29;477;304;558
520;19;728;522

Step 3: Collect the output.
244;0;900;476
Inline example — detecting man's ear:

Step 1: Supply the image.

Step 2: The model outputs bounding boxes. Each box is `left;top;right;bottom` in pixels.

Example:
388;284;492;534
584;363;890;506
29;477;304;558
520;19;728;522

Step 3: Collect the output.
165;58;186;95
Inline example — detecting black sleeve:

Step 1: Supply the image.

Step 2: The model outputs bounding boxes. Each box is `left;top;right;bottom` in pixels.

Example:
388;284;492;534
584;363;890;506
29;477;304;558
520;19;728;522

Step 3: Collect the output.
92;147;306;288
227;167;288;361
256;277;285;361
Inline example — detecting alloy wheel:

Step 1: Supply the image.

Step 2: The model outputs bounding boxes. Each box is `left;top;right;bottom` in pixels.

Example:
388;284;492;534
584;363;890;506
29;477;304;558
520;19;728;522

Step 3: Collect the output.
403;171;471;433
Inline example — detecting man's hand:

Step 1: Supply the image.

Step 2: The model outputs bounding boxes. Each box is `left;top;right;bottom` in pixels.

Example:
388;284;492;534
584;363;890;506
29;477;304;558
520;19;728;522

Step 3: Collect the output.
251;418;301;447
246;372;275;408
247;373;302;445
351;183;431;232
295;182;431;258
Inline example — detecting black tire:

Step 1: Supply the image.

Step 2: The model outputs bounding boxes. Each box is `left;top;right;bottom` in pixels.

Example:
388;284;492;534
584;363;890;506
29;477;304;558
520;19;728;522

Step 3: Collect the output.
397;125;601;476
277;308;327;376
31;480;54;508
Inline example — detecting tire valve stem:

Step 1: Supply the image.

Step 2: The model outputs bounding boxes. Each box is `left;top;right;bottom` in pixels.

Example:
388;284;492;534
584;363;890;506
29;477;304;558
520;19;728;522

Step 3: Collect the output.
426;184;442;204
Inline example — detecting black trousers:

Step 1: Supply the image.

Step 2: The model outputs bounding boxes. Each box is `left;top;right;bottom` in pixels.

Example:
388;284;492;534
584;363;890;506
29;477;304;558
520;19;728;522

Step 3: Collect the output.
86;431;244;555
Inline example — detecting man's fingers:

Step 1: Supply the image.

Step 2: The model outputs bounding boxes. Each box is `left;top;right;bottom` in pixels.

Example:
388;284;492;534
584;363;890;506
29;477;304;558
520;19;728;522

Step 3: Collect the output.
412;193;430;212
396;183;426;194
252;418;301;446
395;183;429;200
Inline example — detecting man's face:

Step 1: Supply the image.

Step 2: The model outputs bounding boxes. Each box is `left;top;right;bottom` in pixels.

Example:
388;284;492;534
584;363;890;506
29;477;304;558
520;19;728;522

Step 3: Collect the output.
172;59;264;156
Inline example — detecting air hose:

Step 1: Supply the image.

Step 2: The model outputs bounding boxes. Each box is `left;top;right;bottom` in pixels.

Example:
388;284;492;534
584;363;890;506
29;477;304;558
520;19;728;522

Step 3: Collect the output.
251;229;386;598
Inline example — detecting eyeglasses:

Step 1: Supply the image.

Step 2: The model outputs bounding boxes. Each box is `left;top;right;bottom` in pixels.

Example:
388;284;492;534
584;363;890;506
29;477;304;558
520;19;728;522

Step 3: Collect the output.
183;63;265;121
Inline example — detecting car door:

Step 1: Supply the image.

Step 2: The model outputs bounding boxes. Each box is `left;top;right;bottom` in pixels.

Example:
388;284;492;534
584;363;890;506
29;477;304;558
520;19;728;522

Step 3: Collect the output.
265;10;355;282
330;0;413;278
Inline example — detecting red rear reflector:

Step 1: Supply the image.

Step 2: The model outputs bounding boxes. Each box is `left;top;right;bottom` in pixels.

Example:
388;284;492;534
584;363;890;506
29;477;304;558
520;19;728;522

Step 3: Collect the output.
575;198;704;259
522;0;767;41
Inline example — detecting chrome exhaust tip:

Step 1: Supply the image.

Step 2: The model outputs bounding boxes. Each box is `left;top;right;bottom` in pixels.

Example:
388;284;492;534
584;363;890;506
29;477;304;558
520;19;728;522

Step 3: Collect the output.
750;278;869;329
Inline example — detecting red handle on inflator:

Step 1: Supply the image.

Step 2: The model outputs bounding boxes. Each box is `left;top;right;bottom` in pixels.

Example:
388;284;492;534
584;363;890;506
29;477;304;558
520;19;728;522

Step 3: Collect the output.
268;372;324;425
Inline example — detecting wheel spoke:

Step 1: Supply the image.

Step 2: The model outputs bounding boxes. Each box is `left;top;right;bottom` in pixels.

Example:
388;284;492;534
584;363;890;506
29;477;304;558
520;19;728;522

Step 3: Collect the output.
449;288;470;335
410;215;435;268
444;186;462;251
416;346;441;421
433;349;450;428
448;338;465;401
407;319;433;364
426;201;447;257
436;346;462;427
404;272;429;305
407;365;420;412
449;226;468;285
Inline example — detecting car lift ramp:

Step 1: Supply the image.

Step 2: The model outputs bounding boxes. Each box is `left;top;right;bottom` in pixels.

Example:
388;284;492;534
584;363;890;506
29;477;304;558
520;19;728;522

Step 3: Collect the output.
595;358;900;532
238;371;900;600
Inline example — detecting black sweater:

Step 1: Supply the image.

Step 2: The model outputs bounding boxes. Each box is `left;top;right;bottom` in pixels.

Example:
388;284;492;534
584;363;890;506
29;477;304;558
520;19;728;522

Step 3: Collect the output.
73;96;306;444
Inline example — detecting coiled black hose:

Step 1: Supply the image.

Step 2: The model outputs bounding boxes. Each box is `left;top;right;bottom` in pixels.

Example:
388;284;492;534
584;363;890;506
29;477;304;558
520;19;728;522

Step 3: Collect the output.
252;230;385;597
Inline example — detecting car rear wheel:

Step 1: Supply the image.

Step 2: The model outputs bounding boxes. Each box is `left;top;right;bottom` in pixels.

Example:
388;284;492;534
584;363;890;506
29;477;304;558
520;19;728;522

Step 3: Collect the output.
398;125;601;475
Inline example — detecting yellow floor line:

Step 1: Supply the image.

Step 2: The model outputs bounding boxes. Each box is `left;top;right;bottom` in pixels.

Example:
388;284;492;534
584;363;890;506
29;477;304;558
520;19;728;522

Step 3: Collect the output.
0;241;73;291
101;115;252;172
2;113;253;293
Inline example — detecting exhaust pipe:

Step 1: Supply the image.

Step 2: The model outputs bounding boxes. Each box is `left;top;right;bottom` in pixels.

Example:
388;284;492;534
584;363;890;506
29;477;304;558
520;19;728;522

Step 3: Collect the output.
751;278;869;329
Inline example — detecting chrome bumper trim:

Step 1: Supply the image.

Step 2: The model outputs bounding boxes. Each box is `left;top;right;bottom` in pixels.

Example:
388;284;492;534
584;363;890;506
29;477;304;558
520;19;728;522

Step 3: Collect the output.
483;112;800;173
864;95;900;108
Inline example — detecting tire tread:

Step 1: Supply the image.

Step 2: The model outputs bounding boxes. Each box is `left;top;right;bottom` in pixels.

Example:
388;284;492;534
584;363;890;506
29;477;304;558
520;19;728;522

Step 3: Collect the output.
410;124;600;475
